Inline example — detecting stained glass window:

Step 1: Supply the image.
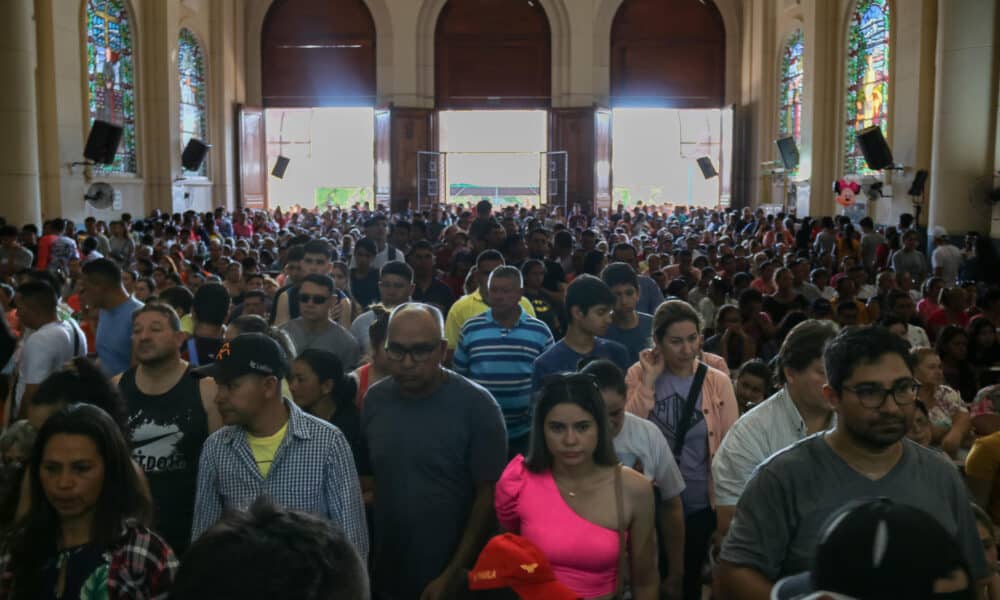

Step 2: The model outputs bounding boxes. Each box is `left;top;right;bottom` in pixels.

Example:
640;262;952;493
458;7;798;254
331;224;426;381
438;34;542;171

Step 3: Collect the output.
844;0;890;175
86;0;137;174
178;28;208;177
778;29;804;177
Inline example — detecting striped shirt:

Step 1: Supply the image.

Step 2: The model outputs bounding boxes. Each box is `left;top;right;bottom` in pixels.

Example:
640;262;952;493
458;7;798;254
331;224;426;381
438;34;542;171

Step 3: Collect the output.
453;308;554;439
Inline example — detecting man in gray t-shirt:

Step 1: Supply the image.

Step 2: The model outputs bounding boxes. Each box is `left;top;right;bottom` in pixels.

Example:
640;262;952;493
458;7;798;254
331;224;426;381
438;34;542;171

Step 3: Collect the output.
278;274;360;368
360;303;507;600
716;326;988;599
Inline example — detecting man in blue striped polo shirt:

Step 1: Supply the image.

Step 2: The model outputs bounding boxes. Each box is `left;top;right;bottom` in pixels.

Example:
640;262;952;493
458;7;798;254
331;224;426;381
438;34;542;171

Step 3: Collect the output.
454;265;554;458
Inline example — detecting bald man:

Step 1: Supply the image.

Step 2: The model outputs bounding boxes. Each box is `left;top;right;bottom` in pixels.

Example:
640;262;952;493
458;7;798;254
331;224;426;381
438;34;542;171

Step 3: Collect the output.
359;303;507;600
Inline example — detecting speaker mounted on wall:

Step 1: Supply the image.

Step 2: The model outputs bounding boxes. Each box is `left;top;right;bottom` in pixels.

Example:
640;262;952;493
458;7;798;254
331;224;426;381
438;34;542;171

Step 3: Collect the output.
775;136;799;171
696;157;717;179
855;126;894;171
271;156;291;179
83;120;124;165
181;139;211;173
908;169;928;197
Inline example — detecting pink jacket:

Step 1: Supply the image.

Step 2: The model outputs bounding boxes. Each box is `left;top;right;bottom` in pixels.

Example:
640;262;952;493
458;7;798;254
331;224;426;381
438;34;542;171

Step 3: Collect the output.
624;360;739;507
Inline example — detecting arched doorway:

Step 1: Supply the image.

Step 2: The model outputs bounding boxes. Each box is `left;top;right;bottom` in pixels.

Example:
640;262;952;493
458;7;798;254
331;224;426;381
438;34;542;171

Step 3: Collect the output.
609;0;731;210
431;0;554;211
253;0;379;210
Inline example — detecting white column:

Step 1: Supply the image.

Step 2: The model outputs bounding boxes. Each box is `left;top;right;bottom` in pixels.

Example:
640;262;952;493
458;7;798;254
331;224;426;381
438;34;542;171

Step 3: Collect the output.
928;0;997;236
0;0;43;228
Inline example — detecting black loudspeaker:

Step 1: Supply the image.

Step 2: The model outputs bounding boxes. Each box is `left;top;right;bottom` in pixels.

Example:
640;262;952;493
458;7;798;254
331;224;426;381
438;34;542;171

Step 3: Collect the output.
271;156;290;179
776;136;799;170
84;120;123;165
908;169;929;197
181;139;210;172
696;157;717;179
855;126;894;170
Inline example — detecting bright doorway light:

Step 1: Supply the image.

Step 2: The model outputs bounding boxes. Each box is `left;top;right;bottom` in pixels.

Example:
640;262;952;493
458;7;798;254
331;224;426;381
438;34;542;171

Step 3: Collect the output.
265;107;374;210
611;108;730;210
438;110;547;208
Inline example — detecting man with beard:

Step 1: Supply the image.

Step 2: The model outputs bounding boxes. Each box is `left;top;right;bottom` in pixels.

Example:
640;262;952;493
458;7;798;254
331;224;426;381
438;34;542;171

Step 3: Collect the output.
116;303;221;554
715;326;989;599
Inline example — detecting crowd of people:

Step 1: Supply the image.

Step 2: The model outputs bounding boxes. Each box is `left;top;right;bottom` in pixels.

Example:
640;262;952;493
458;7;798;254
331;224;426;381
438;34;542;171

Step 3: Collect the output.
0;198;999;599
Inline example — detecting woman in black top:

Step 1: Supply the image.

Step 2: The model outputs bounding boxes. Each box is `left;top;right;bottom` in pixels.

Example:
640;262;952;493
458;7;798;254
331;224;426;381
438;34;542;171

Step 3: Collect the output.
287;349;365;475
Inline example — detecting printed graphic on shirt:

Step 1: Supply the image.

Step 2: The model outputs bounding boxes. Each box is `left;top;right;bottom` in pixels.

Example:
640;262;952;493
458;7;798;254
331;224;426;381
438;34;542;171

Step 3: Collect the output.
130;419;188;473
649;392;704;443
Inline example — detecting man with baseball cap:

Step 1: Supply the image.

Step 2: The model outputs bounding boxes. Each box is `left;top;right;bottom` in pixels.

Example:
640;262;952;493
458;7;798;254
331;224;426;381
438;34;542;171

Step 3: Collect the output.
190;333;368;561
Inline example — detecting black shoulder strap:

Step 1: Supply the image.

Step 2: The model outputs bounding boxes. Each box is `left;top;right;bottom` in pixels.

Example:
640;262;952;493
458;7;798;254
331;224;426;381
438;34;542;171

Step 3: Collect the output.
69;321;82;357
672;362;709;460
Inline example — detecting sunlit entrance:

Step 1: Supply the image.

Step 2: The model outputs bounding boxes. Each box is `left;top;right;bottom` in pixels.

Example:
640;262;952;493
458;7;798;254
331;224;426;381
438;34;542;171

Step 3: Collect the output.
611;108;732;210
265;107;375;210
437;110;549;209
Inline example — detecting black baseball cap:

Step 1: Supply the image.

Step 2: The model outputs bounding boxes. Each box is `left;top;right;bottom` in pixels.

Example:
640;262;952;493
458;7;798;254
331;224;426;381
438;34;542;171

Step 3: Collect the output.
191;333;288;382
772;498;975;600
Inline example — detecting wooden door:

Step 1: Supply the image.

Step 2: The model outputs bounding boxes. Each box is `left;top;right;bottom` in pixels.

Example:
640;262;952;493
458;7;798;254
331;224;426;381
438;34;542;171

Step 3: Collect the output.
237;105;267;210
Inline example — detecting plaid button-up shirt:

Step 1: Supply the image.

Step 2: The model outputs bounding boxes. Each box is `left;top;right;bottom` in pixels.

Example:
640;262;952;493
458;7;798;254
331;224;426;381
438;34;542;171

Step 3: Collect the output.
191;399;368;560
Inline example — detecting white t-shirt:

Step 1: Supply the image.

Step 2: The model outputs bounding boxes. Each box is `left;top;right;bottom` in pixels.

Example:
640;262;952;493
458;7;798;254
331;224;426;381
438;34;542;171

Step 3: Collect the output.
932;243;964;284
16;319;88;410
614;412;686;500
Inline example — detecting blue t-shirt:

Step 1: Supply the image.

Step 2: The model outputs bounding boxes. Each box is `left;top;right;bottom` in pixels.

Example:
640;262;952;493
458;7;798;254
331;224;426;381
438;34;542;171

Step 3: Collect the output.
96;296;144;376
605;312;653;367
649;372;709;515
531;338;630;391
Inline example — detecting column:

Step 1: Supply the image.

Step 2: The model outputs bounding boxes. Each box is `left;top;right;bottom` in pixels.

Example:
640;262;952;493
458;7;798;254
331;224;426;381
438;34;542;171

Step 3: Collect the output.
0;0;42;227
928;0;997;236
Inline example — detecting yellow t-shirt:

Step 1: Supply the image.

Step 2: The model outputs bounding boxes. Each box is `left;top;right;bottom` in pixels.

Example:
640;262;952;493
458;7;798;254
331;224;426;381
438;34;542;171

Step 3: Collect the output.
444;291;536;349
966;430;1000;523
180;313;194;335
246;421;288;478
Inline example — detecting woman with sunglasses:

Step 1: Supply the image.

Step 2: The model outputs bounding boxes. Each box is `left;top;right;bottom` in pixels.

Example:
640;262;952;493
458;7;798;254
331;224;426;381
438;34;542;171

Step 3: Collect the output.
624;299;739;600
0;404;177;599
495;373;659;599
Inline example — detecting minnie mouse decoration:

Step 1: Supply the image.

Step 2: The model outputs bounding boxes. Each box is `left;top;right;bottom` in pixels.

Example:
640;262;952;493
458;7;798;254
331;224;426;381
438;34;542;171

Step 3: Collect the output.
834;178;862;207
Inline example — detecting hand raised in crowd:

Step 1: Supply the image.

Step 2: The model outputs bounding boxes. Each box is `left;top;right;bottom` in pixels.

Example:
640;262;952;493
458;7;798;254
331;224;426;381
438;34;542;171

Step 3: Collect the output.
639;347;665;388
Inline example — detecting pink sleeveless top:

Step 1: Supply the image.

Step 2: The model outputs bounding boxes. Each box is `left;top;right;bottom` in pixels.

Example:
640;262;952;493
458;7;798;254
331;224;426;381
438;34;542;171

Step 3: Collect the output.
495;455;622;598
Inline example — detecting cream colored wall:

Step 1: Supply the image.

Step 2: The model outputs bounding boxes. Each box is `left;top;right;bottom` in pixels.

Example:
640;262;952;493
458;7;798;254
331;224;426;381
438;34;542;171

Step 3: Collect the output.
17;0;997;233
27;0;245;226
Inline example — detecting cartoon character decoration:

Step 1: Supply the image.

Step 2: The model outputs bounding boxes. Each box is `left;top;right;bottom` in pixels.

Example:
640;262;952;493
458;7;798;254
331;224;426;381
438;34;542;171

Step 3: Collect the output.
834;178;862;207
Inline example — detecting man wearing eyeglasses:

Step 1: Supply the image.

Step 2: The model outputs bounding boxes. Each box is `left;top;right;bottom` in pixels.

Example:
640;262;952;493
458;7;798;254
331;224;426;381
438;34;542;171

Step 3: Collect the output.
360;303;507;600
279;273;360;369
715;326;990;599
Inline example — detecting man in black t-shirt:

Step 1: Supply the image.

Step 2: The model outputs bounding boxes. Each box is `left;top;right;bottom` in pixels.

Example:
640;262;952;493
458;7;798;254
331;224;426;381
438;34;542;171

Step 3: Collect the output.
117;304;221;555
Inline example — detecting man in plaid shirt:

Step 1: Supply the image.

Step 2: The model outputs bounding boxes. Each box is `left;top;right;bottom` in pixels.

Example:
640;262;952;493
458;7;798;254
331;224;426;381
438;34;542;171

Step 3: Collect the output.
190;333;368;560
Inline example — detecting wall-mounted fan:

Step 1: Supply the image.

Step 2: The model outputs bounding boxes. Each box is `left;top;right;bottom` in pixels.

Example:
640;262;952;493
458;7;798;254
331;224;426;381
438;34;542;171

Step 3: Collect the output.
85;182;114;210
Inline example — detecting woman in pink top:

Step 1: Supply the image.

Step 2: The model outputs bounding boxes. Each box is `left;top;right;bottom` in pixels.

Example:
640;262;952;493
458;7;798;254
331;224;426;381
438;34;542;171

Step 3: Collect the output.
495;374;659;600
624;300;739;600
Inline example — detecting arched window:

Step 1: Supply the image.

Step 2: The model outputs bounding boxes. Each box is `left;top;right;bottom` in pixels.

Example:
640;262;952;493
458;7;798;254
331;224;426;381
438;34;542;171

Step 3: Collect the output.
844;0;890;174
178;28;207;176
778;29;804;175
86;0;137;174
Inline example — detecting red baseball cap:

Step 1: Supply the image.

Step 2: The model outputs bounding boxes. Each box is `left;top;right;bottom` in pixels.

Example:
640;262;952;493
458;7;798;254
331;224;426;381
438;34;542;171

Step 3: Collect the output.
468;534;578;600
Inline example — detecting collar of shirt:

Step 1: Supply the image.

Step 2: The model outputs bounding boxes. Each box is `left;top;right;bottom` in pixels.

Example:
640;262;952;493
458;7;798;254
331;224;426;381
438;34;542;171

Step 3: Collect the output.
483;306;527;328
217;398;313;448
775;385;836;437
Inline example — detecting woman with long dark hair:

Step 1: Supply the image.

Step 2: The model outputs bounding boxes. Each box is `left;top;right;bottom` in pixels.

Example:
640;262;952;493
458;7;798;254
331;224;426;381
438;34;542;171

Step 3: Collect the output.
495;373;658;599
936;325;978;403
288;349;363;471
0;404;177;599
